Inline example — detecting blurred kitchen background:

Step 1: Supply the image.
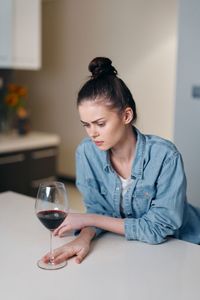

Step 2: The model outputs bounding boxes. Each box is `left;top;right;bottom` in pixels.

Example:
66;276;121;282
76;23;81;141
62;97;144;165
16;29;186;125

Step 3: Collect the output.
0;0;200;208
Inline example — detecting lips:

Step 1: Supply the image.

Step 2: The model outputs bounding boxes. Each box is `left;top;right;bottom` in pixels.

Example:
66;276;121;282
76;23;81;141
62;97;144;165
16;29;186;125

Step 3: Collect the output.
94;141;104;146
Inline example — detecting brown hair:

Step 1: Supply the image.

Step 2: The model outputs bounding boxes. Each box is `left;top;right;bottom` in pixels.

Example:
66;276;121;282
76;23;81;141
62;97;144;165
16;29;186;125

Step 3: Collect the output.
77;57;137;123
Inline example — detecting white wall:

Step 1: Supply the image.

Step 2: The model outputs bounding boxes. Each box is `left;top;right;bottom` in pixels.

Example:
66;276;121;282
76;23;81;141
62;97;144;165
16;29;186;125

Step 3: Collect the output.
174;0;200;205
15;0;177;177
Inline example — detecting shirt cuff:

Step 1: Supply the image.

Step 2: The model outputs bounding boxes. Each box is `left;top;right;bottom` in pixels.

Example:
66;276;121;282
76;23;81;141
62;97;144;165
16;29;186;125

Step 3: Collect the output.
124;218;137;240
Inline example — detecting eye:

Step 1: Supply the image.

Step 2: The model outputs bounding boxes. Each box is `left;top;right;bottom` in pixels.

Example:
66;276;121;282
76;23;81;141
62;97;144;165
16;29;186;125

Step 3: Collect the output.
97;122;106;127
82;123;90;128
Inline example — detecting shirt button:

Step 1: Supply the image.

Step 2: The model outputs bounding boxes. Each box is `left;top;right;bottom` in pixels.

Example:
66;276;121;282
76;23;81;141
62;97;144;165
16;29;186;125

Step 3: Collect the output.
116;187;120;191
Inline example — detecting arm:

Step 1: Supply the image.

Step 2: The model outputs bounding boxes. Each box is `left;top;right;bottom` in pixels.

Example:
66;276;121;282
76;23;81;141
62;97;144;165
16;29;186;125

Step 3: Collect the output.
55;152;187;244
54;213;125;237
75;146;115;237
124;152;187;244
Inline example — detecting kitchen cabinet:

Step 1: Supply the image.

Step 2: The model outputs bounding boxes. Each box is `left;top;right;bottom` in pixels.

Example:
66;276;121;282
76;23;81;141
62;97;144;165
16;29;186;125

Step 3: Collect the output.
0;131;60;197
0;0;41;70
0;0;12;67
0;151;27;195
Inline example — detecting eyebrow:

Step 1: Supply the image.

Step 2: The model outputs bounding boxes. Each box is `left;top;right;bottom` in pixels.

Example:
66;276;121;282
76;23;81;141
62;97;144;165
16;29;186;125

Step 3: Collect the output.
80;118;105;124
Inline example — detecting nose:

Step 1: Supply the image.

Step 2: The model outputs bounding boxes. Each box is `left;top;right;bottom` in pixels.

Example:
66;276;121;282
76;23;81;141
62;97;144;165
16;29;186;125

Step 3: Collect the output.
88;126;99;139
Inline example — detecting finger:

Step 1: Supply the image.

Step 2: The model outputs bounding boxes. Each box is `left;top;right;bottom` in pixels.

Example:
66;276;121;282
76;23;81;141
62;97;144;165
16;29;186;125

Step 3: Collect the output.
53;216;68;235
53;228;59;236
42;245;66;262
54;253;70;264
53;225;65;236
54;248;75;264
75;257;82;264
57;225;71;237
42;252;53;263
75;248;88;264
42;254;50;263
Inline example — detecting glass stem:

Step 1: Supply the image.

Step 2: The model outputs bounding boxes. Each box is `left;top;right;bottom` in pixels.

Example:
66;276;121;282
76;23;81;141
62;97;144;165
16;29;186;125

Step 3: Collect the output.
49;231;54;264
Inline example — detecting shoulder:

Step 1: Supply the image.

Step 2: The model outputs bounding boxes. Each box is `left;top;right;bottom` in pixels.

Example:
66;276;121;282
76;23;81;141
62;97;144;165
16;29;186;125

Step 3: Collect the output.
137;131;185;177
76;137;103;160
75;138;107;173
140;131;181;164
145;134;178;152
76;137;91;152
76;137;95;155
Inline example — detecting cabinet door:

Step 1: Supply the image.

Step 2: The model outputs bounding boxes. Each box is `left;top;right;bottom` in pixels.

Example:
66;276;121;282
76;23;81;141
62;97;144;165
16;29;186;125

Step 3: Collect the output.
28;147;58;197
0;0;13;66
12;0;41;69
0;152;28;194
0;0;41;69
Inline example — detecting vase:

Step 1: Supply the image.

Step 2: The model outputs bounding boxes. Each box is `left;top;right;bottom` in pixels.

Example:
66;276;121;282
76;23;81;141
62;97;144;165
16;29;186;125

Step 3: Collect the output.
17;117;30;135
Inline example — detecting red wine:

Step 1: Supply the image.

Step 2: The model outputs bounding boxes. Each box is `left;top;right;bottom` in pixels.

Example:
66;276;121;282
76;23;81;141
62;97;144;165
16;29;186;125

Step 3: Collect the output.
37;210;67;230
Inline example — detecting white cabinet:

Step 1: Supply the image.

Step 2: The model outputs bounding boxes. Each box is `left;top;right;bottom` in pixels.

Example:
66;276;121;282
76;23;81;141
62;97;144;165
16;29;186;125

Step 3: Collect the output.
0;0;41;70
0;0;12;66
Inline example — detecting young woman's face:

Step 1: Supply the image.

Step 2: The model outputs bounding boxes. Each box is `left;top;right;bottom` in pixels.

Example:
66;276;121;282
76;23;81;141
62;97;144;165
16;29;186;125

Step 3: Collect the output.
78;100;129;151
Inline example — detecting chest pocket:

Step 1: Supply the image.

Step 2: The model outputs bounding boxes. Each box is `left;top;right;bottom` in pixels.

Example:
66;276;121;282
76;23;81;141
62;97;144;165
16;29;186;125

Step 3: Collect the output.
87;178;107;195
132;186;155;217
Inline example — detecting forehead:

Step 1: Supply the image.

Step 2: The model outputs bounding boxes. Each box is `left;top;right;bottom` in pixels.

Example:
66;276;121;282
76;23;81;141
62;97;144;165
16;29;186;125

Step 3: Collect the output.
78;100;116;120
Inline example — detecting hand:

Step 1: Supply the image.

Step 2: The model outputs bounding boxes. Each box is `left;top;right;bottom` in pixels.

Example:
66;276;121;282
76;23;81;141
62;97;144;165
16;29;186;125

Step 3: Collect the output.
42;237;90;264
42;228;95;264
53;213;90;237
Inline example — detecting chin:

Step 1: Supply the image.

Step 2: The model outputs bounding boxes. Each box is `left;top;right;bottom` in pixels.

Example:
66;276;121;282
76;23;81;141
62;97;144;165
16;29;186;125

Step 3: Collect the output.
96;144;110;151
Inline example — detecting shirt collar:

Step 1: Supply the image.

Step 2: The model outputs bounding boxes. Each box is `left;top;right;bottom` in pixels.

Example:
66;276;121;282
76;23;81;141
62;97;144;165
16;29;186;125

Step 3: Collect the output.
103;151;111;172
131;127;145;179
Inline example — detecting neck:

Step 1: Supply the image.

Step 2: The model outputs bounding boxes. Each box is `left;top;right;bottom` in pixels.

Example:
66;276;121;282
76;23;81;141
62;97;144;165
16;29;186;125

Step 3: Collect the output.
110;126;136;163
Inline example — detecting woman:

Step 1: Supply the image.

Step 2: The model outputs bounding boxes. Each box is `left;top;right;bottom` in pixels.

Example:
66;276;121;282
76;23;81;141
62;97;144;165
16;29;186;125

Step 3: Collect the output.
43;57;200;265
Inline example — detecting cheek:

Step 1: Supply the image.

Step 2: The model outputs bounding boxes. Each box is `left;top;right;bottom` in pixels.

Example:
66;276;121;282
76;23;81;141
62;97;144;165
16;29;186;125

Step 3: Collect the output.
105;123;123;139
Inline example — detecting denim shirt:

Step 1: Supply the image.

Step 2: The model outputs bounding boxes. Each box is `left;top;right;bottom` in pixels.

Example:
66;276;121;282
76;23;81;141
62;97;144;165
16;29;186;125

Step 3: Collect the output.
75;127;200;244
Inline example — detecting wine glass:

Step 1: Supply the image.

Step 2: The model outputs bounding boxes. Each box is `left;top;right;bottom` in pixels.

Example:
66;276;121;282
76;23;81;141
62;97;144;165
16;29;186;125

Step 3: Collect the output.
35;181;69;270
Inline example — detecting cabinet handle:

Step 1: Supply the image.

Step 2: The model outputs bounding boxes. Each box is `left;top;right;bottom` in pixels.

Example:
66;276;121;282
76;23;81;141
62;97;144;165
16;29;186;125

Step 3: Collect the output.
0;154;25;165
31;149;57;159
31;176;56;188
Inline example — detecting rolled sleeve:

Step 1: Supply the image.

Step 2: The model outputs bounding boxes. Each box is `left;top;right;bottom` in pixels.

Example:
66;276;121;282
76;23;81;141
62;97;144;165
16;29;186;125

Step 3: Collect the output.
124;153;187;244
124;218;137;240
75;147;112;238
76;182;111;237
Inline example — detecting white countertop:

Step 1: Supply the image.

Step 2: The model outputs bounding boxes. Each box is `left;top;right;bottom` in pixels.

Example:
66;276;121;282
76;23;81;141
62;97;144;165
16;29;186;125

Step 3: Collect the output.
1;191;200;300
0;131;60;153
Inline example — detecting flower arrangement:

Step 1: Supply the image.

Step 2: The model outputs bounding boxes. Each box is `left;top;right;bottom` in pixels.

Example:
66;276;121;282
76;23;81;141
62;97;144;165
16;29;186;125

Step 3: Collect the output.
4;83;28;118
4;83;30;134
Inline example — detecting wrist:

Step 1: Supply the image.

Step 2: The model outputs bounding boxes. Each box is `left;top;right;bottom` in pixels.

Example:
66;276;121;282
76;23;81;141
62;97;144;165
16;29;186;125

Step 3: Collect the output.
86;213;97;227
79;227;96;242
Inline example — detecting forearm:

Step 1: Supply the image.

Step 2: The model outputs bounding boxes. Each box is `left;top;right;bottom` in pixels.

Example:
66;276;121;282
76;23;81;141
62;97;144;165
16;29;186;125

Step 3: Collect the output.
85;214;125;235
78;226;96;242
55;213;124;237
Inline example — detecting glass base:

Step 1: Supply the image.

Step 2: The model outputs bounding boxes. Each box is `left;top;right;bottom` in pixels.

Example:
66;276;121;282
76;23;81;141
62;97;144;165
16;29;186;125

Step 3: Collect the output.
37;259;67;270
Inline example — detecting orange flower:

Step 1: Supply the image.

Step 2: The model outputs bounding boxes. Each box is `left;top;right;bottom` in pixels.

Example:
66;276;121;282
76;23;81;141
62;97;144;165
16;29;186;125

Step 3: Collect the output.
8;83;18;93
17;86;28;97
4;82;29;116
5;93;19;107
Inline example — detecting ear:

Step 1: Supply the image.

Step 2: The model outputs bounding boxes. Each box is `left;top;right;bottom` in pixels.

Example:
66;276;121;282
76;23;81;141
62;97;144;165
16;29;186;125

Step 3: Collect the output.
123;107;133;124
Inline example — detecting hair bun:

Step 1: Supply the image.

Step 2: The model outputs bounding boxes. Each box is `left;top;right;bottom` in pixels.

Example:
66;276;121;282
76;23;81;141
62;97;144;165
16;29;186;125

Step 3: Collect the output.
88;57;118;79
